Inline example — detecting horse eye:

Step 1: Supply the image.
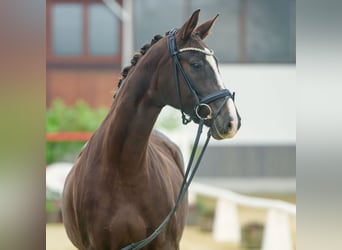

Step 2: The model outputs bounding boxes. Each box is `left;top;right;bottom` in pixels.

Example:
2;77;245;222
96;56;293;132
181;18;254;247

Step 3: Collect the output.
190;62;201;69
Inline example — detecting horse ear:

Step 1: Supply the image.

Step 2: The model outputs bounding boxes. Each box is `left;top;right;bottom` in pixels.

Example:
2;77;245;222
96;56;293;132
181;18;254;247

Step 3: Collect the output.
178;9;200;41
194;14;219;40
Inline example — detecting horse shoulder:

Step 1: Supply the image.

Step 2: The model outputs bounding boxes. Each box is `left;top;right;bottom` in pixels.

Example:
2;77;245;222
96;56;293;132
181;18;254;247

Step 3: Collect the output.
150;130;185;174
62;163;85;249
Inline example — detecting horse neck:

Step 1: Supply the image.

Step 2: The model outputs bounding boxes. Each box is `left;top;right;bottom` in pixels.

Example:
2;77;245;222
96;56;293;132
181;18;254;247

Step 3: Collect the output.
101;55;164;174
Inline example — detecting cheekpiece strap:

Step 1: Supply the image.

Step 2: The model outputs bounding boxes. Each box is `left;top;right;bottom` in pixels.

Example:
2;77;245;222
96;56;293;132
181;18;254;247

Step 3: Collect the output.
167;28;178;56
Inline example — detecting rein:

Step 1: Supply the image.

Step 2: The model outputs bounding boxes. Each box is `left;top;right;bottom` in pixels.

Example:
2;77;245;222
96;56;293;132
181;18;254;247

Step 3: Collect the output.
121;120;210;250
121;29;234;250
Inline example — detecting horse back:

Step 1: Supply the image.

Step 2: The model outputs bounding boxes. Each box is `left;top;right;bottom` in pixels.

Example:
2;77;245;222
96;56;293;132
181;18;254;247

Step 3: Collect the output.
149;130;185;175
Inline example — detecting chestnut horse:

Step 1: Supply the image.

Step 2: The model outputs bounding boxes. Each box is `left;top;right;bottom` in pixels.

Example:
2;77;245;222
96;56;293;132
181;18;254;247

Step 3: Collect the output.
62;9;241;250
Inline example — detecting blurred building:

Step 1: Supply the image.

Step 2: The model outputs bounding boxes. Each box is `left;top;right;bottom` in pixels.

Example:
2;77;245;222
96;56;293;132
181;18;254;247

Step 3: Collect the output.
46;0;123;107
46;0;295;107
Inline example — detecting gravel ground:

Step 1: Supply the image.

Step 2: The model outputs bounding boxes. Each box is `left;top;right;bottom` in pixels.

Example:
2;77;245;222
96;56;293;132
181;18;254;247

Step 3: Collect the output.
46;224;238;250
46;196;295;250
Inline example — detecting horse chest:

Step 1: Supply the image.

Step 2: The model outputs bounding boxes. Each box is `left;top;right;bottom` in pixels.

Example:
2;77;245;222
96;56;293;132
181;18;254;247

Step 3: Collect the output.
102;191;183;249
101;164;184;247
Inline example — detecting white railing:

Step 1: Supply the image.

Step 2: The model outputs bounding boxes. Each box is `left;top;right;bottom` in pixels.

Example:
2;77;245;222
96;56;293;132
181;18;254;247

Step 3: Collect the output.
189;182;296;250
47;162;296;250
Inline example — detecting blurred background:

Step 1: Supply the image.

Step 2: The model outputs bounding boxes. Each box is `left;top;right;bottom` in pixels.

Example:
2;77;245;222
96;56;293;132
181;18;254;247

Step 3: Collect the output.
46;0;296;249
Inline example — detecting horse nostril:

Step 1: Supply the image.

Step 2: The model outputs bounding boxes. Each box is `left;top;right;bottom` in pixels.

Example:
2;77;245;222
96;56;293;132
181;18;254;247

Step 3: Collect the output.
223;115;234;133
228;115;234;125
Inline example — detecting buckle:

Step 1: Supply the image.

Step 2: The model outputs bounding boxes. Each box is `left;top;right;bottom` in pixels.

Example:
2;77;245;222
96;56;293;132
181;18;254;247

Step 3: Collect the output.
195;103;212;120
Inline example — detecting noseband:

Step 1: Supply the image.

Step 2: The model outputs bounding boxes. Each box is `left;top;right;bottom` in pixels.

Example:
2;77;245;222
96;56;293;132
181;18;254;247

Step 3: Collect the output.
121;29;236;250
167;28;235;125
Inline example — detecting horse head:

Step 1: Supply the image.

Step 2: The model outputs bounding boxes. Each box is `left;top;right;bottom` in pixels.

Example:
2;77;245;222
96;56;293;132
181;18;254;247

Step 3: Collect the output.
155;9;241;140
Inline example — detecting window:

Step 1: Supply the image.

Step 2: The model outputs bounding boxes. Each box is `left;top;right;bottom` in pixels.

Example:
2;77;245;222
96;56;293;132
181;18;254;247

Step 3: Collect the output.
52;4;83;56
246;0;295;63
88;4;119;55
191;0;241;63
134;0;183;50
47;0;121;66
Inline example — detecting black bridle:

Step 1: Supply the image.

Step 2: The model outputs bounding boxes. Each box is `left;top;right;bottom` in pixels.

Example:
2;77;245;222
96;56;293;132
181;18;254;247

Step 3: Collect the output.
167;28;234;125
121;29;235;250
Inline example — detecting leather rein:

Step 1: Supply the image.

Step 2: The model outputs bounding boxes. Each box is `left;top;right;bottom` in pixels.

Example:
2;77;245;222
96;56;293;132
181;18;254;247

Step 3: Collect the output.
121;29;234;250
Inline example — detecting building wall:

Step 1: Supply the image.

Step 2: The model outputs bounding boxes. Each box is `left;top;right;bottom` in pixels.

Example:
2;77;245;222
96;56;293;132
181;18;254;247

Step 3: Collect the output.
160;64;296;183
46;0;295;109
46;0;122;108
197;144;295;178
46;68;120;107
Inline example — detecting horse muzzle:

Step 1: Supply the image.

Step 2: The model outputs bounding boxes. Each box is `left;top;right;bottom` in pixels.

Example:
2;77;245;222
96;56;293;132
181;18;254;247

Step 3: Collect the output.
210;98;241;140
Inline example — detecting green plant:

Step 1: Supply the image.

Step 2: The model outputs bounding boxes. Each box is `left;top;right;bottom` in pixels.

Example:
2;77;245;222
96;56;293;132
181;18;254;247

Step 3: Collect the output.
241;222;264;249
46;99;108;164
195;196;216;232
45;199;58;212
46;99;108;132
46;99;183;164
196;196;216;216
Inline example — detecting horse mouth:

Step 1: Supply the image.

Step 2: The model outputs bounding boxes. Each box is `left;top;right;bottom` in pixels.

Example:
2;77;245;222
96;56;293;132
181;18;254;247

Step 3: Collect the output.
190;97;240;140
204;96;239;140
211;116;239;140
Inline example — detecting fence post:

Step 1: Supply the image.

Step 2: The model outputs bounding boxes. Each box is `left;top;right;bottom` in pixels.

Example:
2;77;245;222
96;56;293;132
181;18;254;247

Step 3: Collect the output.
188;191;197;206
213;198;241;243
262;208;292;250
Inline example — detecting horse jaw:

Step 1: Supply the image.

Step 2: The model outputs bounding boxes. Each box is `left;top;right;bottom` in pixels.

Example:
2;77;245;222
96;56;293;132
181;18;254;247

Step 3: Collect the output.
211;98;239;140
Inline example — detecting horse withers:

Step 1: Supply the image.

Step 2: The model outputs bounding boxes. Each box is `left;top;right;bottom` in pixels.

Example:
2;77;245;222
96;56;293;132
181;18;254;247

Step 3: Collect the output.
62;9;241;250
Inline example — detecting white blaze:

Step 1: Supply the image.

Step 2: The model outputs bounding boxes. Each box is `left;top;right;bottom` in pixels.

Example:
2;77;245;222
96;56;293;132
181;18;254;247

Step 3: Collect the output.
204;48;225;89
227;98;238;136
205;48;239;137
179;46;239;137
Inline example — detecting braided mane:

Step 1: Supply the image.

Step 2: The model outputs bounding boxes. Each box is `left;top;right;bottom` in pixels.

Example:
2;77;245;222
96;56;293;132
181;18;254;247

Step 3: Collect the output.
114;34;164;98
